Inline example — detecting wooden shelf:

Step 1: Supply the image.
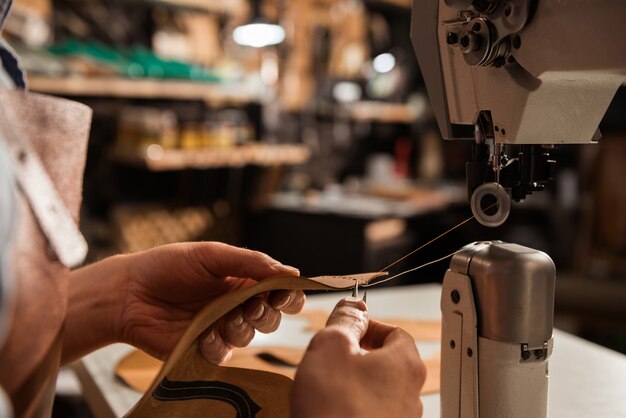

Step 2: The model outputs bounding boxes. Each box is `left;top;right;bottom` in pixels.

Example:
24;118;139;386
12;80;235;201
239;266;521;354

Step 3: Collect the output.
28;76;260;104
365;0;411;8
345;101;419;124
149;0;244;14
111;144;311;171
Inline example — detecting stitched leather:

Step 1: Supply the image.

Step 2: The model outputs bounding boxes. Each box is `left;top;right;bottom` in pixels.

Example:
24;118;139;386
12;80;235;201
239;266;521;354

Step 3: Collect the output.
124;273;385;418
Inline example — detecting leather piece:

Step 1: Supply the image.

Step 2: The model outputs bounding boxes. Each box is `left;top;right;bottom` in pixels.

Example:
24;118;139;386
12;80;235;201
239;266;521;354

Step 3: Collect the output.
124;273;386;418
0;88;91;416
118;344;441;396
300;309;442;341
116;306;443;399
117;347;303;392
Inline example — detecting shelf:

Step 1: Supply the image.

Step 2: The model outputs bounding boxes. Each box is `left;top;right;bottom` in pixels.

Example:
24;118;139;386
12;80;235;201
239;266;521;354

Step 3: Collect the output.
365;0;411;8
149;0;244;14
28;76;260;104
345;101;419;124
111;144;311;171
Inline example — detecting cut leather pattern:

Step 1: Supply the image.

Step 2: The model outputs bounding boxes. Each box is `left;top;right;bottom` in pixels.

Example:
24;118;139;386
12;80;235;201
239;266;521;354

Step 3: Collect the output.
153;377;261;418
124;272;386;418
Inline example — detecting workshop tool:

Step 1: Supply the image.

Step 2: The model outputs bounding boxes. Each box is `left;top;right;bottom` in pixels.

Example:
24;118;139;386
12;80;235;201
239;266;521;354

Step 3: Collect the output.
440;241;554;418
408;1;626;415
411;0;626;227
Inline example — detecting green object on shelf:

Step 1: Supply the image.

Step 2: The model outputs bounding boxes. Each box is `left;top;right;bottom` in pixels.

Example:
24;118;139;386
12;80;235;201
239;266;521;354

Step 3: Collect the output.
47;39;221;82
127;46;220;81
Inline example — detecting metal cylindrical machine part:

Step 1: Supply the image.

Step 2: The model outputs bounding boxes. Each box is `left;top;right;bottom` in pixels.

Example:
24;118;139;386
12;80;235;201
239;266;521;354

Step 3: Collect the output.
441;241;555;418
478;337;551;418
450;241;555;346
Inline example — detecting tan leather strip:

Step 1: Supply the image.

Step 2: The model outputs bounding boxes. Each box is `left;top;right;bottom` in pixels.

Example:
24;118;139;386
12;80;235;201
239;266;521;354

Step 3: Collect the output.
124;272;385;417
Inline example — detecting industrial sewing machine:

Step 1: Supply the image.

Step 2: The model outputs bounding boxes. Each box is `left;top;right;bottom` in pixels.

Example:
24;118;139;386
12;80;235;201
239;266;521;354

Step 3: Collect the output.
410;1;626;416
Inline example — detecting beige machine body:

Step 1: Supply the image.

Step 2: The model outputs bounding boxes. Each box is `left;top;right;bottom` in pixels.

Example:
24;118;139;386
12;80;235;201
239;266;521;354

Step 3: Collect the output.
411;0;626;226
440;241;555;418
412;0;626;145
409;2;624;416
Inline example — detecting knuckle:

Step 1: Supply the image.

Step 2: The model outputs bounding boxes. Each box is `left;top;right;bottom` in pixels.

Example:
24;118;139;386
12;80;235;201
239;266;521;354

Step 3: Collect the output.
331;306;368;328
310;327;353;351
410;358;427;385
251;249;273;265
254;307;282;333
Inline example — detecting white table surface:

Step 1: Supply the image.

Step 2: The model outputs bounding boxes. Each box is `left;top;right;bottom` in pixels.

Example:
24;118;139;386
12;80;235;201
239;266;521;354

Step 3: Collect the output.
74;284;626;418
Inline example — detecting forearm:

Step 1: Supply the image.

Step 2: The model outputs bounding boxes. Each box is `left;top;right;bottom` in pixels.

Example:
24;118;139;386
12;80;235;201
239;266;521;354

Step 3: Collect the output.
61;254;129;365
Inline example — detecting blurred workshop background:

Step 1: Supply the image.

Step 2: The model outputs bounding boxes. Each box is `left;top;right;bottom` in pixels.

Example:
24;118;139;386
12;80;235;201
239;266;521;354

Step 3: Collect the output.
3;0;626;414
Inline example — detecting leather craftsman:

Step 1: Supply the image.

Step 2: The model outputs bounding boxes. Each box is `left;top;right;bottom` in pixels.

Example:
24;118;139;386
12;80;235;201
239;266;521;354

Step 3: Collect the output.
123;273;387;418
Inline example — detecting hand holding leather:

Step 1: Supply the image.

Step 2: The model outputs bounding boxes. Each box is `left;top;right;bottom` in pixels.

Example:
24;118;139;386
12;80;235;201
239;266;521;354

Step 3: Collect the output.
93;242;301;364
291;298;426;418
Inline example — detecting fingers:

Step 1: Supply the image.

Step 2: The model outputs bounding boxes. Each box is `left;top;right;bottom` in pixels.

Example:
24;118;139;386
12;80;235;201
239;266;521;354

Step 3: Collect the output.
308;297;368;355
199;290;305;363
190;242;300;281
222;307;256;348
242;296;282;333
198;327;233;364
325;297;368;335
268;290;306;314
360;319;402;350
363;323;426;392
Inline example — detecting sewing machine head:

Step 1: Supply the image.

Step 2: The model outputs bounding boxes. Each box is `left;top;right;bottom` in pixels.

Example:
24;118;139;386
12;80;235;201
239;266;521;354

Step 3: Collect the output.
410;0;626;226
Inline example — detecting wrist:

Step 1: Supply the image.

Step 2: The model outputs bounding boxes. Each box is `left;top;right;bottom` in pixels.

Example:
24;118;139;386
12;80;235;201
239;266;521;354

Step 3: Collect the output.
62;254;131;364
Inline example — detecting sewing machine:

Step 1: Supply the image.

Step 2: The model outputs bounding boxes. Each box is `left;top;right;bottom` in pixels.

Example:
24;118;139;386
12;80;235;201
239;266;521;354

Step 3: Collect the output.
410;1;626;416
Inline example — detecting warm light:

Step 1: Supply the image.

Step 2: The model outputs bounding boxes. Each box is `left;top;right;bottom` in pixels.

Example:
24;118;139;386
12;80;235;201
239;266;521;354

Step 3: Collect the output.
146;144;164;160
233;23;285;48
333;81;362;103
372;53;396;74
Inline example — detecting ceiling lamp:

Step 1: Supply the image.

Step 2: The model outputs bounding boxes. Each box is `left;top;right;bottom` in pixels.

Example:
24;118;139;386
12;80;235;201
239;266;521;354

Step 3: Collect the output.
233;0;285;48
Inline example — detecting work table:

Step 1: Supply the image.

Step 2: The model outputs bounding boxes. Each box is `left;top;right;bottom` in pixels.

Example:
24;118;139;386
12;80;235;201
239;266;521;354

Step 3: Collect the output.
74;284;626;418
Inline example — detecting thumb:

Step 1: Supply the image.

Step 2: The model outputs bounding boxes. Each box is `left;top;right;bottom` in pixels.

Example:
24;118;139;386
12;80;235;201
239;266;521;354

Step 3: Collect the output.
308;298;368;355
191;242;300;280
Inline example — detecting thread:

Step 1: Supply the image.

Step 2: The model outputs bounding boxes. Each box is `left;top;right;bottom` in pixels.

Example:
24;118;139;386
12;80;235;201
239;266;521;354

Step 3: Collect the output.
370;203;498;288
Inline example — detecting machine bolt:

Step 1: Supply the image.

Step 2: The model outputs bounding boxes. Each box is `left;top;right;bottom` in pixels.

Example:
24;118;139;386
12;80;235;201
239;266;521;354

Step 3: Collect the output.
521;350;531;360
460;35;470;48
534;349;544;359
459;32;482;53
504;4;512;17
447;32;459;44
467;347;473;357
450;340;456;349
451;290;460;304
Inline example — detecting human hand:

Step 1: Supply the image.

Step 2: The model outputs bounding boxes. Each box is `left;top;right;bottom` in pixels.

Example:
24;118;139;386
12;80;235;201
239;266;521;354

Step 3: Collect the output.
115;242;304;363
291;298;425;418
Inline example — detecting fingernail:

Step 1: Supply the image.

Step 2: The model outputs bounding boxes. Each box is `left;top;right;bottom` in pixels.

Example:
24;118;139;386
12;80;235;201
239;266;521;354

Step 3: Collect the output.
272;262;299;275
275;293;292;310
250;302;265;321
284;265;300;275
341;297;367;311
205;331;216;344
233;314;244;327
